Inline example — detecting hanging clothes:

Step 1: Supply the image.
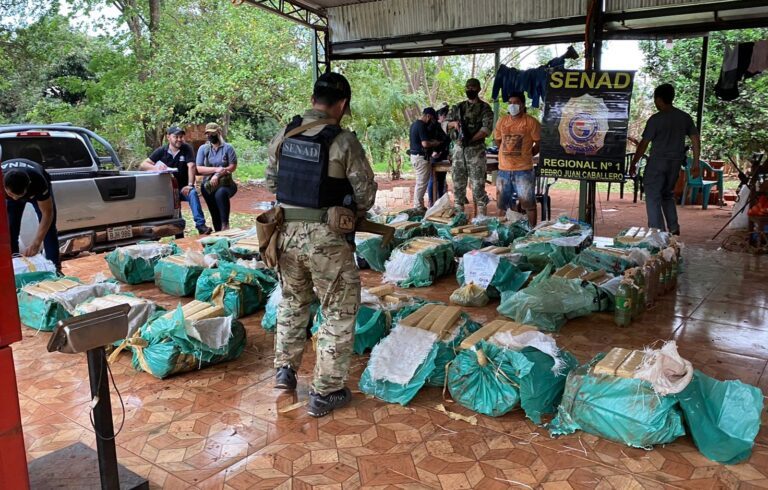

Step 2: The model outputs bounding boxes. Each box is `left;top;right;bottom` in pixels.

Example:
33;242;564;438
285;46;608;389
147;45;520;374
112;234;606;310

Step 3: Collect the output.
748;40;768;75
715;42;755;101
492;48;577;107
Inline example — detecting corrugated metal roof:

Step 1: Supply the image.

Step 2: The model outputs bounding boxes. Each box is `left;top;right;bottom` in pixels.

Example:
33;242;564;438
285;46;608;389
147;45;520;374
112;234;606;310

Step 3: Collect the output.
605;0;725;13
328;0;587;43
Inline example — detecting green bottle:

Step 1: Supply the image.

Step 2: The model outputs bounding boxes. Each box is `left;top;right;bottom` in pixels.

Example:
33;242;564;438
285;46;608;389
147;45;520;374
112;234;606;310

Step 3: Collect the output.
614;279;633;327
633;267;646;319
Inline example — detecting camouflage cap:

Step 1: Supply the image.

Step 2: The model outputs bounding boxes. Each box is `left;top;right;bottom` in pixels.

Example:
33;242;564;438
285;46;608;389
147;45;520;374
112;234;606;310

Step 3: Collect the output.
204;122;222;134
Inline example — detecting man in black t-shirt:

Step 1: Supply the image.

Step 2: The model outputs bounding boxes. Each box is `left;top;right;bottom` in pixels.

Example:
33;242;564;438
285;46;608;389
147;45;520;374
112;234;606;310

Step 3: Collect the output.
2;159;60;269
408;107;441;211
141;126;211;235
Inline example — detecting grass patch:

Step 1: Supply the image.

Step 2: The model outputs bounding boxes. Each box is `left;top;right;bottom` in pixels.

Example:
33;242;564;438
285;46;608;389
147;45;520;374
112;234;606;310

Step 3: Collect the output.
234;163;267;182
181;209;257;237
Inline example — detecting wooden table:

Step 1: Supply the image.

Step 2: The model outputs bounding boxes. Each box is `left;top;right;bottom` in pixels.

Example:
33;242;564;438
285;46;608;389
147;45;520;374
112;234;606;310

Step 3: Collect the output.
431;155;499;215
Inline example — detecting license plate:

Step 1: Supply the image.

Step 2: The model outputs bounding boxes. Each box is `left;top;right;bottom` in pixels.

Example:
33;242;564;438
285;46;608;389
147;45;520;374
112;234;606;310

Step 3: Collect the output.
107;225;133;241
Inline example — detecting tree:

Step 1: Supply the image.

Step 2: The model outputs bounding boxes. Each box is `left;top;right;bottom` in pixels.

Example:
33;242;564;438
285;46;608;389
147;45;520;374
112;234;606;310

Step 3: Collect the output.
639;29;768;162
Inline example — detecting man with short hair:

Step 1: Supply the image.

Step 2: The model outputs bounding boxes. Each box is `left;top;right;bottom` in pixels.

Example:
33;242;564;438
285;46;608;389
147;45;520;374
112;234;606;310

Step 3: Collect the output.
409;107;441;211
2;159;60;269
493;91;541;225
447;78;494;216
631;84;700;234
426;105;451;206
267;72;377;418
141;127;212;235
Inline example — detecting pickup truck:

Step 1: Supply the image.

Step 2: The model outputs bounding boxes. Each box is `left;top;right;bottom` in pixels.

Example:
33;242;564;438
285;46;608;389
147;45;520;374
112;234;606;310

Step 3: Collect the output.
0;124;185;256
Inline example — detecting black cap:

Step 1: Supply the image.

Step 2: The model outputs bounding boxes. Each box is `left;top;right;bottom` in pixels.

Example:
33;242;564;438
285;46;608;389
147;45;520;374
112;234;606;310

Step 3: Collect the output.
313;72;352;115
167;126;185;136
423;107;437;118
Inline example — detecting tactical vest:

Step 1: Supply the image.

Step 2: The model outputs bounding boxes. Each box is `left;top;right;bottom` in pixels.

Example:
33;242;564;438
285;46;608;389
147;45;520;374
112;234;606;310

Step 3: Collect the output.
277;116;353;209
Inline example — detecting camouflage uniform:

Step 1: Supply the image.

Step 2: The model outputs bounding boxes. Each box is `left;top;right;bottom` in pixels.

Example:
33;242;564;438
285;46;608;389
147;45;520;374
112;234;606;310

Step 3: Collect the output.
267;108;377;395
447;100;494;207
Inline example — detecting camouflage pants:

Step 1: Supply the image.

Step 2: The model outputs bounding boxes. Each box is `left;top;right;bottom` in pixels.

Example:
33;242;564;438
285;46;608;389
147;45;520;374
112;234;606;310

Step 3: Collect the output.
452;144;489;207
275;221;360;395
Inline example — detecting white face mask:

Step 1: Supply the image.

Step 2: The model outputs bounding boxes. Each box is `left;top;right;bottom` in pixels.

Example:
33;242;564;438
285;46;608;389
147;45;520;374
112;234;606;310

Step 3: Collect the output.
508;104;521;116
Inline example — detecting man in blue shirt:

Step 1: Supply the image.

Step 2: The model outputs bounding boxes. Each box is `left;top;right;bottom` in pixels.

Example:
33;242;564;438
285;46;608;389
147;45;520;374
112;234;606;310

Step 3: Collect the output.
141;126;212;235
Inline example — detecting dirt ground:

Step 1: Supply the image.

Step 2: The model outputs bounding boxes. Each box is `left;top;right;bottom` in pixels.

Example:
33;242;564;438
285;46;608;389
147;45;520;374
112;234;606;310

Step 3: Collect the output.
228;178;738;249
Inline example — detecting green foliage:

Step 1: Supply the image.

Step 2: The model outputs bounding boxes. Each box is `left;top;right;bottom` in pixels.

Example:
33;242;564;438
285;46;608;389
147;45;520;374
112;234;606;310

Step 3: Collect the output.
639;29;768;160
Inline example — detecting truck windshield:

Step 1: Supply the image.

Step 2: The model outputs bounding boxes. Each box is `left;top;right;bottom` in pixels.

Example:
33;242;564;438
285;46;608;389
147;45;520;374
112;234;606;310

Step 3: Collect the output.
0;137;93;169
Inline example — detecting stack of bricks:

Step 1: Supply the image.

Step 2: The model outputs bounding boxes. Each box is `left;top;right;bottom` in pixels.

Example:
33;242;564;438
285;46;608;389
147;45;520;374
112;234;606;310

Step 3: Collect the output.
374;186;412;210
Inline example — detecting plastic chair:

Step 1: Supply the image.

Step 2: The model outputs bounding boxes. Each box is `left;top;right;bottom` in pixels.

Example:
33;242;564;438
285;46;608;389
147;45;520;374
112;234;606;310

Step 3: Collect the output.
607;153;646;203
680;158;723;209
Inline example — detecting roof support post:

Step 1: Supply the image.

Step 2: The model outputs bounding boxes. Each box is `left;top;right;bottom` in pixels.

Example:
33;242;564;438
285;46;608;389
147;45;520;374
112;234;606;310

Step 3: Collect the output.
696;36;709;133
493;49;501;130
579;0;604;227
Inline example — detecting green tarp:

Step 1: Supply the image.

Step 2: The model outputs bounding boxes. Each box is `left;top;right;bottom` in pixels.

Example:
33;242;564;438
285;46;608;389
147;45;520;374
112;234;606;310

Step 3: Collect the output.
14;271;57;289
202;237;235;262
131;307;246;379
572;246;641;275
497;265;596;332
105;242;181;284
425;315;481;387
676;370;764;464
549;355;686;448
355;234;393;272
17;276;82;331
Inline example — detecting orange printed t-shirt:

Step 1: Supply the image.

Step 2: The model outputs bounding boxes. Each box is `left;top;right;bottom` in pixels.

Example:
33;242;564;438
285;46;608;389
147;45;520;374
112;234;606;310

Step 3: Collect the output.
493;114;541;171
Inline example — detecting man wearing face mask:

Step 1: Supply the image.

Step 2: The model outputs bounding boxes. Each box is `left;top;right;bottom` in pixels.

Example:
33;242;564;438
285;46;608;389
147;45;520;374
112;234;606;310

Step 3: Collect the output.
446;78;494;216
196;123;238;231
493;92;541;225
266;72;377;418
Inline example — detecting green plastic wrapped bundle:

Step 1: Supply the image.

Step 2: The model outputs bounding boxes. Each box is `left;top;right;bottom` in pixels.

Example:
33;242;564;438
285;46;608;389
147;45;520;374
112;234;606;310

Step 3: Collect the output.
436;227;485;257
447;341;531;417
549;354;686;448
425;315;481;387
676;370;764;464
497;265;596;332
312;304;390;355
533;217;592;238
261;284;320;332
456;253;532;299
195;262;277;318
512;237;579;272
614;227;669;252
515;347;579;424
383;238;455;288
153;256;205;297
106;242;181;284
355;233;393;272
131;307;246;379
14;271;57;289
393;221;437;246
488;218;532;246
572;245;643;275
201;237;235;262
359;324;440;406
17;277;120;331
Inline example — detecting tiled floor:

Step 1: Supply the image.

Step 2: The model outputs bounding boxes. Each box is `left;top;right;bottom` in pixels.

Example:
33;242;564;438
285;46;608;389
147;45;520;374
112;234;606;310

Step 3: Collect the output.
12;241;768;489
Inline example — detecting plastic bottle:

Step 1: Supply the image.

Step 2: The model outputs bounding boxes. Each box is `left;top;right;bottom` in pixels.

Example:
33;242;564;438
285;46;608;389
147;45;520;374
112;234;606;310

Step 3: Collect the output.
643;262;655;308
662;247;678;291
624;269;639;321
632;267;646;318
658;256;668;296
614;278;633;327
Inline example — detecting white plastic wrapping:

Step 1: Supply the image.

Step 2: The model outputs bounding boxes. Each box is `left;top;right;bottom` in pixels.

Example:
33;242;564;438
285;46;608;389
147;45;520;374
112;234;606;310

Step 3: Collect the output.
12;254;56;275
383;250;419;284
728;186;751;230
118;243;176;260
491;330;567;375
185;316;233;350
635;341;693;396
424;192;453;219
368;325;438;385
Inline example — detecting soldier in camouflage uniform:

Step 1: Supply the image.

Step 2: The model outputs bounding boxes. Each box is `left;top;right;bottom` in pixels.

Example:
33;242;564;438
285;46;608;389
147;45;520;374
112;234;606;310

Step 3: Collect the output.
267;72;377;417
447;78;494;216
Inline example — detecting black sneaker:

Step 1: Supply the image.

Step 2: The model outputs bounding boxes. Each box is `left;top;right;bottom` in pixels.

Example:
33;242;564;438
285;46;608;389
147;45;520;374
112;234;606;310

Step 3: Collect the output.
307;387;351;418
197;225;213;235
274;366;297;390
